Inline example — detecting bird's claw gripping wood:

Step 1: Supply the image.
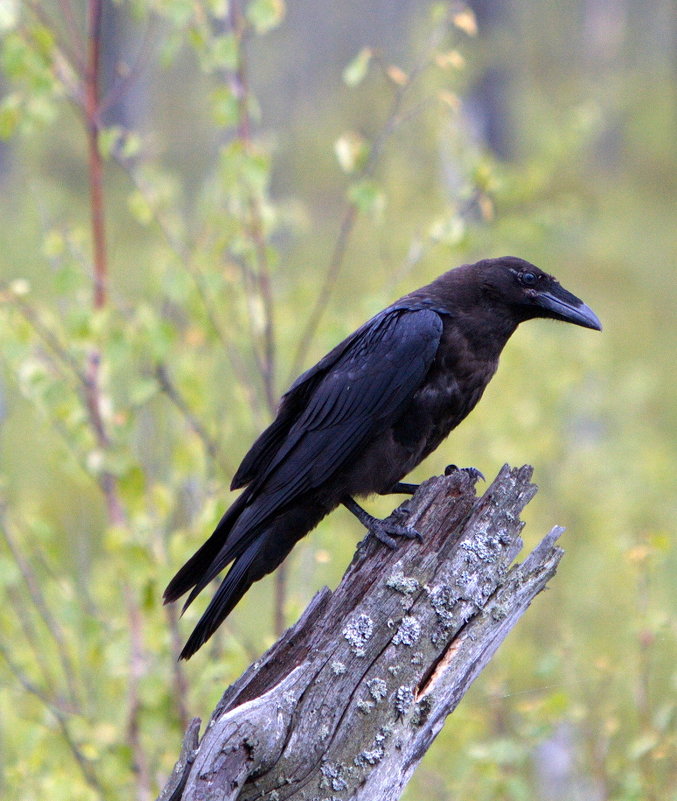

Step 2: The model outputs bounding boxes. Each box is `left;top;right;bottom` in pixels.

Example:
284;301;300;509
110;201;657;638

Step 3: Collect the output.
342;496;422;549
445;464;486;483
369;519;422;550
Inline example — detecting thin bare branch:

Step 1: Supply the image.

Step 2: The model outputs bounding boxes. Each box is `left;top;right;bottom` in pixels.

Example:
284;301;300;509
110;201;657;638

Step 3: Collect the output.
0;643;106;799
7;585;61;704
24;0;85;76
58;0;86;66
126;588;152;801
0;285;88;387
154;363;233;475
164;603;191;731
109;150;267;429
1;508;81;709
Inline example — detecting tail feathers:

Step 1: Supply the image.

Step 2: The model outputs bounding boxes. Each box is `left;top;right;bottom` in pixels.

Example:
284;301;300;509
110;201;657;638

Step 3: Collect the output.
163;491;250;605
179;541;261;660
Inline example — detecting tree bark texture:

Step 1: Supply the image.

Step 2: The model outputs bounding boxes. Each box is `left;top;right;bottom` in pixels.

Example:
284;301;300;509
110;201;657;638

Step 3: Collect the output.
159;464;564;801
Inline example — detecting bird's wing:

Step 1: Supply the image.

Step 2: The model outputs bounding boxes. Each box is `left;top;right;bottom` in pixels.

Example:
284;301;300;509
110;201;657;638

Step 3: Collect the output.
233;307;443;534
231;311;386;489
171;307;443;611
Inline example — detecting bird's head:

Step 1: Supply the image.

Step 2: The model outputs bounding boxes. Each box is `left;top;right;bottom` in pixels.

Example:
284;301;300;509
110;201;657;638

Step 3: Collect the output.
479;256;602;331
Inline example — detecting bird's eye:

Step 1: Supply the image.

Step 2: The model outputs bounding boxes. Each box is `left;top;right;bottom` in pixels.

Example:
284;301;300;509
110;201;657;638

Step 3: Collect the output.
520;272;537;286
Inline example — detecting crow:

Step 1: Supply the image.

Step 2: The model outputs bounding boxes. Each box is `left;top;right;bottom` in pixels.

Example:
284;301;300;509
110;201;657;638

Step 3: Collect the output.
164;256;601;659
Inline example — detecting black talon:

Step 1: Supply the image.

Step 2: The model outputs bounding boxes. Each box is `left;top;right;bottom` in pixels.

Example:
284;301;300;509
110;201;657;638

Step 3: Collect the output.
444;464;485;482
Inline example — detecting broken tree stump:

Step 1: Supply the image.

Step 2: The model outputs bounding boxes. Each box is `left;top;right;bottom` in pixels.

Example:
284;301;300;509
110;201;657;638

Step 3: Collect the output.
159;464;564;801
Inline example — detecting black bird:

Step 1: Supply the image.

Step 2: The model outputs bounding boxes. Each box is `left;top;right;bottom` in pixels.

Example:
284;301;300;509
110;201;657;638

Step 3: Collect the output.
165;256;601;658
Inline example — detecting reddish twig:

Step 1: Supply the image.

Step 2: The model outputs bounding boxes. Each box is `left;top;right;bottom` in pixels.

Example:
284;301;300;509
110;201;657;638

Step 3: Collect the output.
85;0;106;311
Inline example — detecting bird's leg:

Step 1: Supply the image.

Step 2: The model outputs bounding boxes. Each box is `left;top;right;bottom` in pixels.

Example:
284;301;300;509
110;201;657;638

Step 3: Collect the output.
342;496;421;550
444;464;485;482
380;481;419;495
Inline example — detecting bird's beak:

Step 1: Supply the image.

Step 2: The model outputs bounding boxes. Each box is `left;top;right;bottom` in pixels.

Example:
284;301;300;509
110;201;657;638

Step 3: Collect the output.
534;287;602;331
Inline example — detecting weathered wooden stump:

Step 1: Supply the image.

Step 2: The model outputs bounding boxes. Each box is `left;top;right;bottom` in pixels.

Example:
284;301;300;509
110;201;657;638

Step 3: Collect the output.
159;464;564;801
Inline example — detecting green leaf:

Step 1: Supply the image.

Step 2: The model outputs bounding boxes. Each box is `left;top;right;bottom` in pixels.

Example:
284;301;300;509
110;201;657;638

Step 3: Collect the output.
428;214;465;247
211;86;240;128
0;92;21;138
129;376;158;406
98;126;123;159
347;179;386;218
53;262;82;294
120;130;142;159
246;0;286;34
343;47;372;87
208;33;238;71
0;554;21;588
127;189;154;225
42;229;65;258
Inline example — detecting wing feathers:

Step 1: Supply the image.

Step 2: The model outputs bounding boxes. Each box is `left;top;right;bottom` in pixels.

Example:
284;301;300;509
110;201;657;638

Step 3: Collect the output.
231;309;443;528
167;308;443;617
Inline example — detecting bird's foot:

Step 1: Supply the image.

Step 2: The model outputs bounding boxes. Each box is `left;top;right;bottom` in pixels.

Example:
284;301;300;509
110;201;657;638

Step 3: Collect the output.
444;464;485;483
368;517;422;550
342;495;421;550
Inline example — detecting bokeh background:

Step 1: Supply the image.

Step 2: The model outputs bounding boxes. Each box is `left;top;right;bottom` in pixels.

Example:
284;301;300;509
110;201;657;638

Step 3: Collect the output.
0;1;675;799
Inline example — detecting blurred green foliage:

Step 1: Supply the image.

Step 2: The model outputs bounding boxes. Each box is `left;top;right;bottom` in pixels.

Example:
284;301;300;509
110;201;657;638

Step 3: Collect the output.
0;1;675;800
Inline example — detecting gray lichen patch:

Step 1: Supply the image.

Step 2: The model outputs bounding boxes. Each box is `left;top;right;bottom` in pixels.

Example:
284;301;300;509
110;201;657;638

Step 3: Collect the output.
356;699;375;714
354;725;392;769
392;616;421;646
411;694;433;727
461;530;503;563
366;677;388;702
427;582;459;627
490;601;509;620
331;660;346;676
394;685;414;717
319;760;349;792
342;613;374;656
354;745;384;768
385;569;420;595
319;723;331;740
281;691;297;709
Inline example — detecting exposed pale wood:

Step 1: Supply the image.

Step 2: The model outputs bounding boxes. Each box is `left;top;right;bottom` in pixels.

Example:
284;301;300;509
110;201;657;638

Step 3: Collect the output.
159;464;564;801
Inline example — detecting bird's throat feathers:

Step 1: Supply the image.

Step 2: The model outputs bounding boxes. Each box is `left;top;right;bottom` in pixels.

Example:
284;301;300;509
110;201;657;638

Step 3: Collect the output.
406;264;519;360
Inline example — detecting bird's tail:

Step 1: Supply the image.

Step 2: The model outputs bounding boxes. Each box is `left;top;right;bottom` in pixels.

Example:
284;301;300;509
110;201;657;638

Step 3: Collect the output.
165;494;331;659
176;539;265;660
163;490;251;608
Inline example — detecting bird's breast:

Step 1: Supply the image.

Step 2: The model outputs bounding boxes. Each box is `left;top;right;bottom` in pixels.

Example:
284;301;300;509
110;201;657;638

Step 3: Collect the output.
392;331;500;463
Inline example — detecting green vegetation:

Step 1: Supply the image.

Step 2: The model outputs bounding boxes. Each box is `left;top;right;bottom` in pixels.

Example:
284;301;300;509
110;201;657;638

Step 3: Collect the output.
0;2;674;799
